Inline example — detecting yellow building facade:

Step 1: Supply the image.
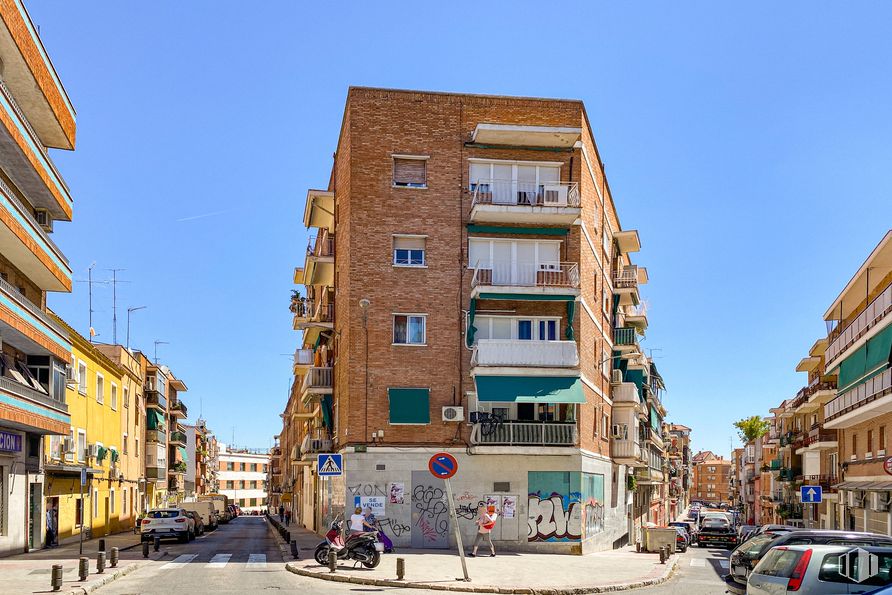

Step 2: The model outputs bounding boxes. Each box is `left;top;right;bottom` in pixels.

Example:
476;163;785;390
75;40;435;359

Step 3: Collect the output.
44;317;141;542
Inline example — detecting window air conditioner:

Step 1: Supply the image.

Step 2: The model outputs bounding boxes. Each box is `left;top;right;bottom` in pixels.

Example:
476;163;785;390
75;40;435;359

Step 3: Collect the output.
611;370;623;384
87;443;100;459
442;406;464;422
34;209;53;232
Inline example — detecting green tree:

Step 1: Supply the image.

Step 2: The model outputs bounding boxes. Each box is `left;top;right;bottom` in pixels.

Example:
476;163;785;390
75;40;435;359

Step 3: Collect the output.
734;415;770;443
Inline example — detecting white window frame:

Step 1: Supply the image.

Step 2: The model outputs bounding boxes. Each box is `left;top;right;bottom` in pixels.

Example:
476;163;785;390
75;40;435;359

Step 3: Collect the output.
467;158;562;186
96;373;104;404
123;433;128;455
78;361;87;395
467;237;562;271
392;313;427;346
110;383;118;411
473;315;561;342
77;429;87;463
391;154;429;189
123;386;129;408
392;234;427;268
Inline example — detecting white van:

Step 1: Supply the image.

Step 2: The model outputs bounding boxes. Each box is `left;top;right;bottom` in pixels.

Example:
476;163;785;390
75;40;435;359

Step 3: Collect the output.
181;501;218;530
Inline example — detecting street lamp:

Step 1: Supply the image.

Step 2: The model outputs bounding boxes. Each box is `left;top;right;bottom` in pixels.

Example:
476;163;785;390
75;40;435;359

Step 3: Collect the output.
126;306;147;349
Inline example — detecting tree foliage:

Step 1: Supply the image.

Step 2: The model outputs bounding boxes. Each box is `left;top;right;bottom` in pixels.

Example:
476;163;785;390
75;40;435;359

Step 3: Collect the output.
734;415;771;444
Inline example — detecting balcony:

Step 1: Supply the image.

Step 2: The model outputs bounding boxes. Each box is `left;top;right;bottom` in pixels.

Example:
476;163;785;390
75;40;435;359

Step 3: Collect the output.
0;276;70;361
145;390;167;411
293;348;314;372
468;179;581;225
825;368;892;428
303;189;334;232
292;301;334;331
634;466;664;485
169;431;187;446
798;379;838;408
299;235;335;288
612;438;648;467
146;429;166;443
168;477;180;491
803;428;838;450
769;458;782;471
471;261;580;299
612;326;640;351
301;367;333;405
299;434;333;459
612;265;647;307
778;468;799;482
470;123;582;148
169;399;187;418
826;283;892;371
471;339;578;370
469;421;576;447
614;230;641;254
169;460;188;474
145;465;166;480
801;475;838;492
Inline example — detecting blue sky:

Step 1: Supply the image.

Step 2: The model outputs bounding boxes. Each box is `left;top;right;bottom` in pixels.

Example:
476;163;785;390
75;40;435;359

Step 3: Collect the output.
30;1;892;455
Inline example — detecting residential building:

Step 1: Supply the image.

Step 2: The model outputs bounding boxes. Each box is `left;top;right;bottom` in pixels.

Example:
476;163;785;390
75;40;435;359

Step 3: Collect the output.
183;419;215;497
283;87;671;553
43;319;139;543
692;451;731;505
666;424;692;518
217;445;268;513
0;0;78;555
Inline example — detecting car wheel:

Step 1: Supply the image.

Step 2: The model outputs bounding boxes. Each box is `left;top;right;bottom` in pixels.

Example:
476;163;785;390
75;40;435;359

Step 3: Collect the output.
178;531;189;543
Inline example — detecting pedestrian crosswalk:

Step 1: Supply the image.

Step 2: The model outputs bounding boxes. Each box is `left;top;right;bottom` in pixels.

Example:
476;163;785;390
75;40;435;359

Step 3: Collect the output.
159;553;268;570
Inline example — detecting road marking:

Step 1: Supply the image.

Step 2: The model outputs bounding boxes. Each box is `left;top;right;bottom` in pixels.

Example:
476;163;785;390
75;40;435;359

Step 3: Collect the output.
161;554;198;569
690;558;706;567
207;553;231;568
247;553;266;569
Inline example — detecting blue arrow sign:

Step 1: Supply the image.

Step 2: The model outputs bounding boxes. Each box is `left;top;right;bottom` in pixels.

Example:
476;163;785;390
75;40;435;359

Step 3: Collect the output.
801;485;822;503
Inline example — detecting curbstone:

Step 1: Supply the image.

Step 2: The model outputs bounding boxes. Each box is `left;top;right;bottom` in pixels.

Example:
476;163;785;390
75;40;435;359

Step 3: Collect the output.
64;561;144;595
285;556;678;594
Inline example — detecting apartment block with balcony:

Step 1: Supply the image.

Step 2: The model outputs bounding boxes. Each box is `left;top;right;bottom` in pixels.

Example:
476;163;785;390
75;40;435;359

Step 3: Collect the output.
0;0;78;556
666;424;692;518
275;87;673;554
692;451;731;505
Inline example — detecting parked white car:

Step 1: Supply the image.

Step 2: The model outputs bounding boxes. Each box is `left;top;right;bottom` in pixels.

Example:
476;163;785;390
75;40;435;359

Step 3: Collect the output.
140;508;195;543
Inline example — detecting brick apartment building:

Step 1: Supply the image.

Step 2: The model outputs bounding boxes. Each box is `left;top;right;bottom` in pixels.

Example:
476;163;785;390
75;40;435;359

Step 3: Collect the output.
692;451;731;505
275;87;677;553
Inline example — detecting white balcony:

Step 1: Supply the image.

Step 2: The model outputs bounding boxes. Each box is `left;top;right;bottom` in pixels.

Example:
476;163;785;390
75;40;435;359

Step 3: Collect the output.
471;260;579;299
612;438;648;467
301;366;333;405
825;367;892;429
471;339;578;370
469;421;576;446
825;283;892;371
469;179;581;225
293;348;314;370
470;124;582;148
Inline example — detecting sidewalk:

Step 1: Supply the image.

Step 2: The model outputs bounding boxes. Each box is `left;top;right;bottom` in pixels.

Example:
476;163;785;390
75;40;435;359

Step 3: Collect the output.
282;527;678;594
1;531;163;595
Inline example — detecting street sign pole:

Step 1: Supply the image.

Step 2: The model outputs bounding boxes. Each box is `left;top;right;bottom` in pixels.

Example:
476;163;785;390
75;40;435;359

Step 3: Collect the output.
443;478;469;582
79;467;86;555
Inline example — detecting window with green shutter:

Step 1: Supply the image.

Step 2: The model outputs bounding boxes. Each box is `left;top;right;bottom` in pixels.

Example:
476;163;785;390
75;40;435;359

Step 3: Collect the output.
388;388;430;424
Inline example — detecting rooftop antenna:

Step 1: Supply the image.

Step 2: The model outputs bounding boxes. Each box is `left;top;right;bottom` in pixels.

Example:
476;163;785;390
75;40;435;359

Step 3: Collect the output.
153;340;169;364
126;305;147;349
106;268;130;345
75;262;99;342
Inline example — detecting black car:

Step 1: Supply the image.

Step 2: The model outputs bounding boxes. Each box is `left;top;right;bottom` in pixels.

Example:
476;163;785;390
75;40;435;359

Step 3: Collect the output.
726;530;892;595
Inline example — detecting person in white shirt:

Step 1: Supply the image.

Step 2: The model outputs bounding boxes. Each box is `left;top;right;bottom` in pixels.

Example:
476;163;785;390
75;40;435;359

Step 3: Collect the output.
349;506;366;535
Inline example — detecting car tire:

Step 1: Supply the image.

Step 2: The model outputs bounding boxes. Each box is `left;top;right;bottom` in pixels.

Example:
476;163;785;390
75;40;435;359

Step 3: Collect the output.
178;531;188;543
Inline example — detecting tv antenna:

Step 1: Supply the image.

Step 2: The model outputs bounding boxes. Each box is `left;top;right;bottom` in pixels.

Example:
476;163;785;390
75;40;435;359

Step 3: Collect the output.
106;268;130;345
153;340;169;364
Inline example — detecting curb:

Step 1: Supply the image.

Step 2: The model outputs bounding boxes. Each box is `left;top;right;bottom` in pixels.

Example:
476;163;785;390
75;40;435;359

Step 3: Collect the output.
64;561;144;595
285;555;679;594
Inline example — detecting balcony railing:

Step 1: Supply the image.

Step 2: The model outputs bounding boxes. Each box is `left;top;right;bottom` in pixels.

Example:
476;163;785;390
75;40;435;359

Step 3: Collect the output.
169;431;187;445
307;235;335;258
826;367;892;421
769;458;782;470
797;379;838;402
170;400;188;417
470;179;580;208
293;348;314;367
471;339;579;368
300;435;332;456
801;475;838;490
169;460;188;474
613;327;637;346
612;439;645;461
805;428;838;445
0;276;68;339
145;391;167;410
145;465;166;480
146;429;166;443
471;261;580;289
302;367;333;392
0;375;66;413
613;266;640;290
470;421;577;446
826;283;892;369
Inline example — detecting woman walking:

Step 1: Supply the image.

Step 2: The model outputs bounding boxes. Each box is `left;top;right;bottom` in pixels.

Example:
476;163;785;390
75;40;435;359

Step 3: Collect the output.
468;505;498;557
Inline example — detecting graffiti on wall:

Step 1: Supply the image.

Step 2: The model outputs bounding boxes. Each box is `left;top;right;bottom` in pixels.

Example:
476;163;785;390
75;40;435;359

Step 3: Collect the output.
582;472;605;538
378;517;410;538
413;483;448;542
527;471;606;542
348;483;387;497
527;492;582;541
454;490;483;521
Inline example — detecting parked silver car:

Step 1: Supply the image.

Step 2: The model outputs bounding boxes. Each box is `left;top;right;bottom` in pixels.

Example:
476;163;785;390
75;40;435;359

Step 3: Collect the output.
747;544;892;594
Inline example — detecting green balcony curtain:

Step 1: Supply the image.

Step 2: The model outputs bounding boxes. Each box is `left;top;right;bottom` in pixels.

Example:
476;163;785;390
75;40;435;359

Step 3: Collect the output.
565;300;576;340
147;409;163;430
473;375;585;403
321;394;333;429
839;325;892;393
467;299;478;347
96;446;108;463
178;446;188;462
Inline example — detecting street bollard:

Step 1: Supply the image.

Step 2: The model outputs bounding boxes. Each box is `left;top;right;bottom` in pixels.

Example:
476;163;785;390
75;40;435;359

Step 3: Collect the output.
51;564;63;591
328;549;337;573
98;538;106;552
636;541;641;553
78;556;89;581
110;547;119;568
659;546;666;564
396;557;405;581
97;551;106;574
142;540;150;558
284;530;290;543
290;540;299;559
154;536;161;552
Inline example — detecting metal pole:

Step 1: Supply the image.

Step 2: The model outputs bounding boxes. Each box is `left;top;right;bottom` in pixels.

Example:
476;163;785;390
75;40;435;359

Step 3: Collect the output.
79;469;85;556
443;478;469;582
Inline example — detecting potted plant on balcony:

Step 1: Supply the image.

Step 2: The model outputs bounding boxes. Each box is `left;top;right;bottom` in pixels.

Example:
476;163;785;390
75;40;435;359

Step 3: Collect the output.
289;290;303;314
627;475;638;493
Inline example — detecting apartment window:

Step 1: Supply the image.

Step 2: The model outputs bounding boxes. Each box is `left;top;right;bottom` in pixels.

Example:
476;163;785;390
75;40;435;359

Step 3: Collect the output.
77;430;87;463
468;238;561;275
227;462;234;472
75;497;83;528
392;156;427;188
93;489;99;518
868;430;875;456
393;314;426;345
96;374;104;404
78;361;87;394
122;489;126;515
110;489;116;514
393;235;426;266
881;426;887;454
853;434;858;458
122;433;128;455
123;386;129;408
135;437;139;458
111;383;118;410
602;413;609;438
474;316;560;342
240;462;246;472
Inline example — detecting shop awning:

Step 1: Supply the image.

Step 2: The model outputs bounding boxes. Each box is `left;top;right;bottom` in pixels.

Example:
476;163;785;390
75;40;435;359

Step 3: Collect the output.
474;375;585;403
834;480;892;491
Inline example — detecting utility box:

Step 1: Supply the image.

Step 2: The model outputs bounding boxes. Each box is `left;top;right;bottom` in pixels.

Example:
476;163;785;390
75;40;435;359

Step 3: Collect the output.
643;527;677;553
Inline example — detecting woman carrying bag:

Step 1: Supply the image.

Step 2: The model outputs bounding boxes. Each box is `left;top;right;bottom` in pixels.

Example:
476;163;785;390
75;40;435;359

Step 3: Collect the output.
468;505;498;557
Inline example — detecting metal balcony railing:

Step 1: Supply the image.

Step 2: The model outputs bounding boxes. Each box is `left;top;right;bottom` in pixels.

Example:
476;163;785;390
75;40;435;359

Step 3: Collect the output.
293;348;314;367
796;379;838;402
470;421;576;446
613;266;640;290
146;429;166;443
826;283;892;368
307;235;335;258
145;391;167;410
826;368;892;421
0;276;67;339
470;179;580;208
170;400;188;417
471;261;580;289
302;367;333;392
613;327;637;346
0;375;66;413
169;431;187;444
471;339;579;367
300;435;332;456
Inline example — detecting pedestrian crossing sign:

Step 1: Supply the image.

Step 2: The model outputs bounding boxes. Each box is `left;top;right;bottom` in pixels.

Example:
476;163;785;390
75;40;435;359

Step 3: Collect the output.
317;453;343;477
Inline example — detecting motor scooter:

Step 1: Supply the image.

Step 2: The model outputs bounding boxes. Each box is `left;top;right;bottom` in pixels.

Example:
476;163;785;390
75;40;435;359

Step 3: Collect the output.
314;515;381;568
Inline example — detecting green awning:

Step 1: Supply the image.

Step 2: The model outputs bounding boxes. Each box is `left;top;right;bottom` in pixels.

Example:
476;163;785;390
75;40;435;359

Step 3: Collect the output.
178;446;188;462
321;394;333;429
565;300;575;340
146;408;164;429
467;298;478;347
110;447;119;464
467;225;569;236
474;375;585;403
96;446;108;463
839;325;892;393
477;293;576;302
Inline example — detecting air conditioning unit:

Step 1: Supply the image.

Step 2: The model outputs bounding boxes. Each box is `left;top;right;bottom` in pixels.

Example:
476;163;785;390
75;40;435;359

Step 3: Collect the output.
65;363;77;388
63;437;75;454
87;443;100;459
442;406;464;422
611;370;623;384
34;209;53;232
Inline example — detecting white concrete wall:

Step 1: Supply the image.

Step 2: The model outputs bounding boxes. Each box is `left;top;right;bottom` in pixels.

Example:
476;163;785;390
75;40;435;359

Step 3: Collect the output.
0;441;46;557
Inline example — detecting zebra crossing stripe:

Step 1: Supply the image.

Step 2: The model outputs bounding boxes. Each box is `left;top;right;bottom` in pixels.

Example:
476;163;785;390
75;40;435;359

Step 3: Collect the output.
207;553;231;568
161;554;198;569
247;554;266;569
690;558;706;567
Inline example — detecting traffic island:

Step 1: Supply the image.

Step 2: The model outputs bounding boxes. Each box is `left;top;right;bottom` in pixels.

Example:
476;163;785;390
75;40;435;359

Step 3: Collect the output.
285;547;679;594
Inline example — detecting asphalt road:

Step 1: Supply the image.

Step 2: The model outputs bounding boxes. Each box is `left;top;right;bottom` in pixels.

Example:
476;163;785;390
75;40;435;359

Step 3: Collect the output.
631;543;732;594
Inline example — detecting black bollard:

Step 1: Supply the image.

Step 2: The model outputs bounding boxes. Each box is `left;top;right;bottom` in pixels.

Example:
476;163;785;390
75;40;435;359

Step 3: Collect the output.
659;546;666;564
97;551;106;574
396;557;405;580
110;547;119;568
98;538;106;552
78;556;89;581
290;540;299;559
142;540;150;558
51;564;63;591
328;549;337;573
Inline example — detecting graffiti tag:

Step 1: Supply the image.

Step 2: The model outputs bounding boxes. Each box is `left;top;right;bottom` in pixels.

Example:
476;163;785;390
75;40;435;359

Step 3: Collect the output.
527;494;582;541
